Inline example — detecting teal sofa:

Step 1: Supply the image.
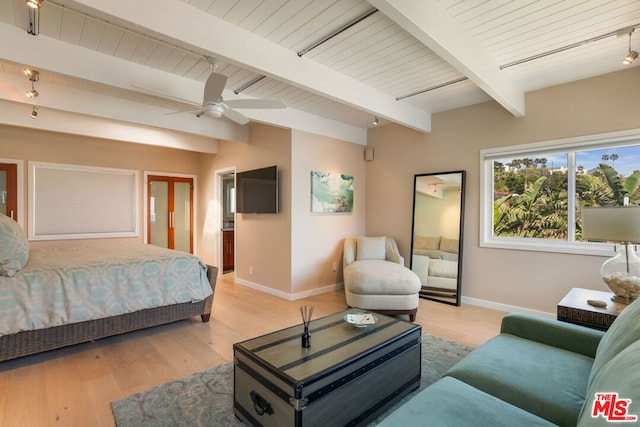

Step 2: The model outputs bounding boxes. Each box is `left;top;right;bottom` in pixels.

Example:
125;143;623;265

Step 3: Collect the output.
379;297;640;426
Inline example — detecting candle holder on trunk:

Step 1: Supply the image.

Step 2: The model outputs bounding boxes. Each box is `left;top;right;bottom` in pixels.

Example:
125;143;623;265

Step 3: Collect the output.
300;305;314;348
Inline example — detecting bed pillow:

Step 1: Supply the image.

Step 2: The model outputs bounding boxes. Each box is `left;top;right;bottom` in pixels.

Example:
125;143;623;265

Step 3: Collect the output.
356;236;386;260
0;214;29;277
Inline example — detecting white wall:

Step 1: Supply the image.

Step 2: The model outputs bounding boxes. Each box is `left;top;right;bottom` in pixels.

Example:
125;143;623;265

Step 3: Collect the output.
209;124;292;294
290;130;366;296
414;189;461;240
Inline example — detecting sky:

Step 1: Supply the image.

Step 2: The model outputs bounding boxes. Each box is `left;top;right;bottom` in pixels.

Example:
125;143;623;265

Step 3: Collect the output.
575;146;640;177
498;145;640;177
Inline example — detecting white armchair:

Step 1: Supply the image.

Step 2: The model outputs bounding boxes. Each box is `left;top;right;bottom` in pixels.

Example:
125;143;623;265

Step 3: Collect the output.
343;236;421;321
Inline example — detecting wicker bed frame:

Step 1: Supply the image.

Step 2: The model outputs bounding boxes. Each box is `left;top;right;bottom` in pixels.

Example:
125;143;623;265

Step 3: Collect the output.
0;265;218;363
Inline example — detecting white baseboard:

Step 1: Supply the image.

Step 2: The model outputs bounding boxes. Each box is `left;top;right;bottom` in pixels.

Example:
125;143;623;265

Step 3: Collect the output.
234;278;344;301
461;296;555;319
232;276;554;317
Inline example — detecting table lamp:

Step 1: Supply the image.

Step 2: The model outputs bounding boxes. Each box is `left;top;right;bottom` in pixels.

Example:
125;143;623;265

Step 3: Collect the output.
582;206;640;303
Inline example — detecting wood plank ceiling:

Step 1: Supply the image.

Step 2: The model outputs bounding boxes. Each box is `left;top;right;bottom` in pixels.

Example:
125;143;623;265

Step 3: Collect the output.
0;0;638;146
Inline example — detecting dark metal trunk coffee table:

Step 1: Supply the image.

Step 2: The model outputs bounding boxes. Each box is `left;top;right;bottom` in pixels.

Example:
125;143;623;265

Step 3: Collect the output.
233;309;421;427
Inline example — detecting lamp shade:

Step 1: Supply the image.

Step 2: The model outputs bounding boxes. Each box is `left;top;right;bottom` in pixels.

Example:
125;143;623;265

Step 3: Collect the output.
582;206;640;243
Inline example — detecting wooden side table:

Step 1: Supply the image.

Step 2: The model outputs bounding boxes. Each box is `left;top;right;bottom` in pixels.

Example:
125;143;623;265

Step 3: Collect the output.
557;287;626;331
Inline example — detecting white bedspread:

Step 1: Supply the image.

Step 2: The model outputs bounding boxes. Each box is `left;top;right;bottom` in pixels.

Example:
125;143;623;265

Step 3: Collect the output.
0;244;213;335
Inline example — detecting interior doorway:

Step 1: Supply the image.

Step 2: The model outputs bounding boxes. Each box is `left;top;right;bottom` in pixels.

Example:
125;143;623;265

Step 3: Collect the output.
217;168;236;274
146;174;195;253
0;163;17;221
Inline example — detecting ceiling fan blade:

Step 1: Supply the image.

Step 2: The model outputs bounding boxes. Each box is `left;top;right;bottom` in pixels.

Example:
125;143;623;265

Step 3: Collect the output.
203;72;227;103
223;99;286;109
222;108;249;125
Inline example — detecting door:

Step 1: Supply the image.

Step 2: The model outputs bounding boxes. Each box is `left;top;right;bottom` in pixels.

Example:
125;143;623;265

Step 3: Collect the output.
0;163;17;220
147;175;193;253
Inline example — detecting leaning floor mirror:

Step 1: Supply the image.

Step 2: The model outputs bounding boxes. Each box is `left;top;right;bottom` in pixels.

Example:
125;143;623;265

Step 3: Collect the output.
410;171;465;306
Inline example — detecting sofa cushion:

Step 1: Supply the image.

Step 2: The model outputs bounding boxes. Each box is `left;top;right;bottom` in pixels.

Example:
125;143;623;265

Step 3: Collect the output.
500;313;603;358
377;377;556;427
577;339;640;426
413;235;440;250
344;260;420;295
428;259;458;279
440;237;459;254
411;254;429;286
356;236;386;261
0;213;29;277
589;297;640;385
445;334;594;426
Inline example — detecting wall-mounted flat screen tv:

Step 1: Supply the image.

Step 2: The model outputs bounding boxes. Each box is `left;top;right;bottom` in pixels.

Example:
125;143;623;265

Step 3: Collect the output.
236;165;278;214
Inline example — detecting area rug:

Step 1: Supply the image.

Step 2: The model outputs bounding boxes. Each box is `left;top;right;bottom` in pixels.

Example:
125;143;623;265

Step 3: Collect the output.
111;334;472;426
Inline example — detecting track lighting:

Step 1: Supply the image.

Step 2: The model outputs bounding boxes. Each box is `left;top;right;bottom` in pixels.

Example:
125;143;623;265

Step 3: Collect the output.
23;68;39;80
372;116;379;126
27;78;40;98
24;68;40;117
24;69;40;98
26;0;42;35
26;0;43;9
623;50;638;65
622;30;638;65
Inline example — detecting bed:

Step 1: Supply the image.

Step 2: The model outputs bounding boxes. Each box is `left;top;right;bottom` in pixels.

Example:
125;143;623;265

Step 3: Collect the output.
0;213;217;362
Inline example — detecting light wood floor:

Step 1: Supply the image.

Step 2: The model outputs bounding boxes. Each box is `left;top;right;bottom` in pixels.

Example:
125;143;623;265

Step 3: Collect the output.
0;274;506;427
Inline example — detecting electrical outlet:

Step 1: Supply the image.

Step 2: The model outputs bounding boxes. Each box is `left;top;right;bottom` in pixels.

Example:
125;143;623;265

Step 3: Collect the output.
332;262;337;272
249;266;254;275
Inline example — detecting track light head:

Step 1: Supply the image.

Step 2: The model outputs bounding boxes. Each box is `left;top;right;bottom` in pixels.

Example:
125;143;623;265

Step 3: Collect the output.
622;30;638;65
23;68;39;81
30;107;38;119
26;89;39;98
26;0;43;9
623;50;638;65
372;116;379;126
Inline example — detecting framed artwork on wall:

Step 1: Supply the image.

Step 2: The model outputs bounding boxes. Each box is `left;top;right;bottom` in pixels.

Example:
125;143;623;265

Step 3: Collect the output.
311;171;354;213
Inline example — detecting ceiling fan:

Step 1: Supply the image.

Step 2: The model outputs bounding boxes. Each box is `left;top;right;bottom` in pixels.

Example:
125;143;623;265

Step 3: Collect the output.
138;57;286;125
195;67;285;125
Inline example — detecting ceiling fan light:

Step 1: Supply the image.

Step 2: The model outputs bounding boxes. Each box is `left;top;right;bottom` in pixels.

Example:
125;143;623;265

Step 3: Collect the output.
623;50;638;65
204;103;225;118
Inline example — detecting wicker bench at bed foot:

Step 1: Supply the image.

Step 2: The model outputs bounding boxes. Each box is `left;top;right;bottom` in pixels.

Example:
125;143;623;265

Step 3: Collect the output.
0;265;219;362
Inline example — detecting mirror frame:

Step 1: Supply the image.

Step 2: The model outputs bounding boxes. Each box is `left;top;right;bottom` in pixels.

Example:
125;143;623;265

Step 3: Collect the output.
410;170;466;306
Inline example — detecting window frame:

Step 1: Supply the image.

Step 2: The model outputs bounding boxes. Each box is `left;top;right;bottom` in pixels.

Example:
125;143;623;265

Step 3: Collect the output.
480;128;640;257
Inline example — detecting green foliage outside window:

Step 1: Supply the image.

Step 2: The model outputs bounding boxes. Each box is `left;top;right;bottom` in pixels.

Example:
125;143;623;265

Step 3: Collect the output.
493;157;640;240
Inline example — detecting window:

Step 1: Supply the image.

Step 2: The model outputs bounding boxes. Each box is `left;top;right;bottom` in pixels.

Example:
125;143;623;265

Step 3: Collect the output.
480;129;640;256
29;162;138;240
